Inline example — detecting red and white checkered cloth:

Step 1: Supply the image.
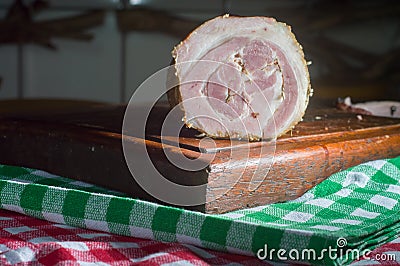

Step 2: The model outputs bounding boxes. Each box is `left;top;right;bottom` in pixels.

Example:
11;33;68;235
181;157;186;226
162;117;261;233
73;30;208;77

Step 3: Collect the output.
0;208;398;265
0;209;269;265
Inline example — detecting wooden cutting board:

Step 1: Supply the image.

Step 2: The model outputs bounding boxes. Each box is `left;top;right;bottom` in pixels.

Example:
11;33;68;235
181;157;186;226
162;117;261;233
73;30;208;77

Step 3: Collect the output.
0;99;400;213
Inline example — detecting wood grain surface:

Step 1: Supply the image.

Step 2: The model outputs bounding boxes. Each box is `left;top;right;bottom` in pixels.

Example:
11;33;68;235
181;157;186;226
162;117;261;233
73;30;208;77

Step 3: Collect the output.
0;99;399;213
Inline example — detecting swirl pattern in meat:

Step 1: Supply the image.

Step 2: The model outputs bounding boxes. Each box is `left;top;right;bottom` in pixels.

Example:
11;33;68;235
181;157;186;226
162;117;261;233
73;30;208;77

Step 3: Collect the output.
169;15;311;140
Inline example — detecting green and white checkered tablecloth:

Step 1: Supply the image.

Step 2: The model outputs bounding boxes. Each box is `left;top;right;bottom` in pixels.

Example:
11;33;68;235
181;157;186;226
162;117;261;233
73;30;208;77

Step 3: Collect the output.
1;156;400;265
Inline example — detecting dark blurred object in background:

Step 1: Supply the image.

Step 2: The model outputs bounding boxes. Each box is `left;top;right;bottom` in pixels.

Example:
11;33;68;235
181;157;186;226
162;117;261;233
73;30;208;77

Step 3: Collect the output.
116;0;400;103
0;0;104;49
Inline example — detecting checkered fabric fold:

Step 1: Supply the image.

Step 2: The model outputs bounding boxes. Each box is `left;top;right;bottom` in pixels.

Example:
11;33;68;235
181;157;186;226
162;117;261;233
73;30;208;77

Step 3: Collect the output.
0;156;400;265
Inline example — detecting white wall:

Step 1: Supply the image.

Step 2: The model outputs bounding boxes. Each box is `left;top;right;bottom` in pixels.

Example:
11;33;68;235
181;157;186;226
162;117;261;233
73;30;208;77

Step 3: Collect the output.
0;0;399;103
0;0;226;103
23;11;121;102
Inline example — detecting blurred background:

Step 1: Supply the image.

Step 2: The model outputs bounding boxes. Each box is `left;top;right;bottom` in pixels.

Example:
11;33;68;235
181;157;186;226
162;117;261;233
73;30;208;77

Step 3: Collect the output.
0;0;399;105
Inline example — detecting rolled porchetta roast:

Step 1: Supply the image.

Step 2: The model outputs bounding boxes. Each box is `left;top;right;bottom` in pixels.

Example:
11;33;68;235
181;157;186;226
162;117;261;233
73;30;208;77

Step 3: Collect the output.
168;15;311;140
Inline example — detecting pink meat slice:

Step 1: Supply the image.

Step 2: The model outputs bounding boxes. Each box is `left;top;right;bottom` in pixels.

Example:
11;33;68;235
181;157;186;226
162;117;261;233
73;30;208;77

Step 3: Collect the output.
169;15;311;140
